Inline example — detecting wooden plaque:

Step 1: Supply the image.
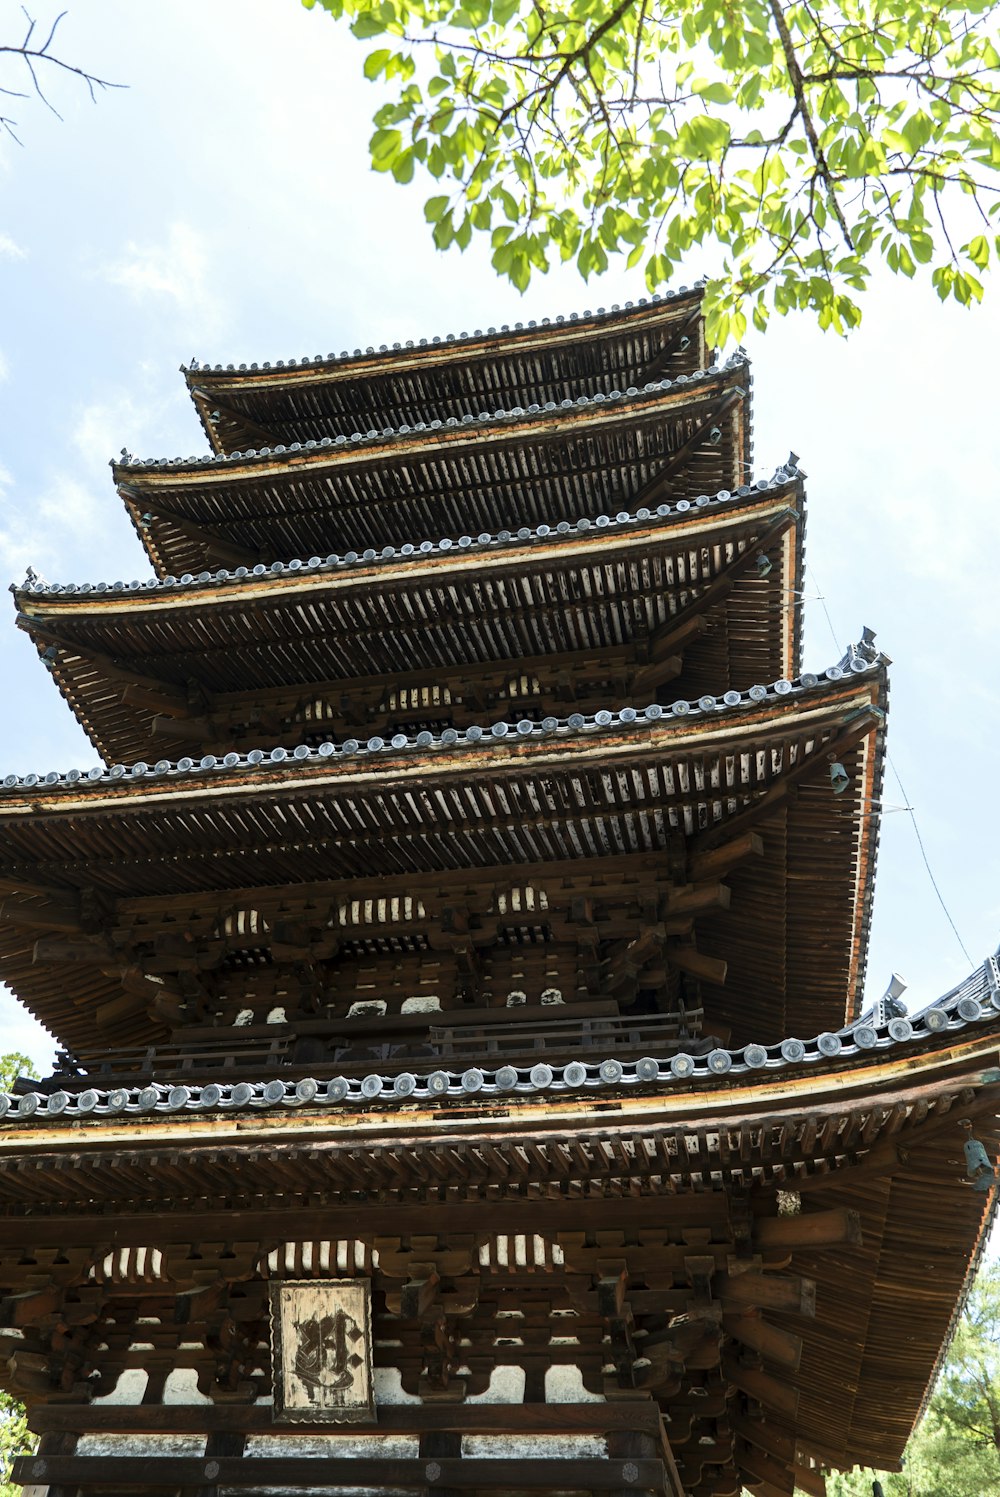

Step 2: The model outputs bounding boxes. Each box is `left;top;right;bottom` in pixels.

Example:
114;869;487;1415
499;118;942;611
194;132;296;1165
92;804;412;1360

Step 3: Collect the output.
269;1279;375;1423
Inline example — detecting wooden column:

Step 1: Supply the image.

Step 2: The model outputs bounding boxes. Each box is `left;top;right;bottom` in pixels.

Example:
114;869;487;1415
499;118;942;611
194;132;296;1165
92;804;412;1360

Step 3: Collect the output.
21;1430;78;1497
608;1427;662;1497
186;1431;245;1497
419;1428;462;1497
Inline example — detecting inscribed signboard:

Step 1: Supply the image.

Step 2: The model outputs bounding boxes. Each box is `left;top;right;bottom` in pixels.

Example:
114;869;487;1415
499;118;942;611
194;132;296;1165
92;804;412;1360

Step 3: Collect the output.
269;1278;375;1423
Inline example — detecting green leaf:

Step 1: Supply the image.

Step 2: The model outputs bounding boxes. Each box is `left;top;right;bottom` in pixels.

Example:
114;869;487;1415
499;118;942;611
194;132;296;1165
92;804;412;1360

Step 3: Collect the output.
692;79;733;105
364;48;391;79
967;234;990;268
370;126;403;170
351;11;389;37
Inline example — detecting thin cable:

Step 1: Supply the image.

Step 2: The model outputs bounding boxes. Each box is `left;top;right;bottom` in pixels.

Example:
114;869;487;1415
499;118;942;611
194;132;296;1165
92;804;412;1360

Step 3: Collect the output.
887;752;973;967
806;562;844;657
807;561;972;965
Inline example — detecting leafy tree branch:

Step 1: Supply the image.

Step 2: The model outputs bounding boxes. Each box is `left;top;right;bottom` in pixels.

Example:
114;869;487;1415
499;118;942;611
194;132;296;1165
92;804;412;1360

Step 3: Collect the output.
302;0;1000;338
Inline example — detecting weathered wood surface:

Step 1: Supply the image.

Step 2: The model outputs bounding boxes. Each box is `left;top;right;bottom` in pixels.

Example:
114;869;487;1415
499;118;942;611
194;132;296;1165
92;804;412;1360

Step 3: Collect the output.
0;673;883;1052
115;366;749;577
15;1453;671;1491
18;487;801;766
28;1401;665;1436
186;293;708;454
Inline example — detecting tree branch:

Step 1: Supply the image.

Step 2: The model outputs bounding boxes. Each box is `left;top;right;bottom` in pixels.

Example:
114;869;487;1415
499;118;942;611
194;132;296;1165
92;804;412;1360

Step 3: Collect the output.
0;6;124;141
767;0;855;250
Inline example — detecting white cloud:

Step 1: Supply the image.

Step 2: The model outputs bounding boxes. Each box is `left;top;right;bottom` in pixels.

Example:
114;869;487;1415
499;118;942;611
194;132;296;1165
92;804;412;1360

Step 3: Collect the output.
0;349;8;382
0;380;187;587
103;221;221;339
0;232;26;260
72;389;154;470
0;465;107;584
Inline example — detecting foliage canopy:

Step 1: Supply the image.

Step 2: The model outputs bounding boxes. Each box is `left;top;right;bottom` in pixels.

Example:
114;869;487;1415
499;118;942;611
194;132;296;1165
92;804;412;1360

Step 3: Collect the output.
304;0;1000;339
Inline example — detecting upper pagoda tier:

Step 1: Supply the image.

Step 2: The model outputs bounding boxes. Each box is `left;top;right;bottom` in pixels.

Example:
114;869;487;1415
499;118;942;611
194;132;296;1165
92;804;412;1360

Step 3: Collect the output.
17;473;803;764
115;357;749;578
0;661;884;1056
183;288;708;454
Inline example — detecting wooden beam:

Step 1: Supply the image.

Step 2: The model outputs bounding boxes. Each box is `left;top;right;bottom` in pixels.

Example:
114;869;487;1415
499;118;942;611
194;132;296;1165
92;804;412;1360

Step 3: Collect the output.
664;882;731;918
32;935;108;966
792;1466;827;1497
666;943;728;985
0;1194;733;1251
29;1401;665;1436
642;306;703;380
692;710;883;854
189;388;278;453
634;391;744;508
719;1274;816;1316
16;614;194;715
738;1441;799;1495
15;1454;669;1491
689;833;764;884
632;509;798;699
724;1359;799;1421
754;1208;862;1251
723;1314;802;1371
0;893;82;931
124;496;256;570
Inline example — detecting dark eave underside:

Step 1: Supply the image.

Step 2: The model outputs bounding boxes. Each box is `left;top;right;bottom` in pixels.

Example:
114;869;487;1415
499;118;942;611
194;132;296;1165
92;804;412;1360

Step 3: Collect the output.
184;290;708;453
0;671;885;1051
116;365;751;578
18;482;804;764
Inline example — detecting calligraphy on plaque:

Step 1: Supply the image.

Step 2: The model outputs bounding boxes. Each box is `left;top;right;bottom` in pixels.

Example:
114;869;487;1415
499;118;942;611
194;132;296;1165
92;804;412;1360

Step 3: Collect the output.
269;1279;375;1423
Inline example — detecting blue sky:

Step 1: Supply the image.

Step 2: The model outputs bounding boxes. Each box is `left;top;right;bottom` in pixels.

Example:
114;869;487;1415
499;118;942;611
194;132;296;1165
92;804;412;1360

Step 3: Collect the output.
1;0;998;1069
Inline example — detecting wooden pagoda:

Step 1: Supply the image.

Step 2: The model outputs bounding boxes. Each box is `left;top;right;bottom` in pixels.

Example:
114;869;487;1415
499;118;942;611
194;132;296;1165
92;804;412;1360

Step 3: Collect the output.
1;289;998;1497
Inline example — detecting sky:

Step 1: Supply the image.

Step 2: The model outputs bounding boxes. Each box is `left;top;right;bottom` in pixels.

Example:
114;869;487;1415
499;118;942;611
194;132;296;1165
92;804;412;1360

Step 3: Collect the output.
0;0;999;1072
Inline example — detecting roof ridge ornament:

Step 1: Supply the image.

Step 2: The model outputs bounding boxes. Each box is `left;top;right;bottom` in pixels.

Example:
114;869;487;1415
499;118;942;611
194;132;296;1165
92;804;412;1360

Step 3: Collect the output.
838;626;881;674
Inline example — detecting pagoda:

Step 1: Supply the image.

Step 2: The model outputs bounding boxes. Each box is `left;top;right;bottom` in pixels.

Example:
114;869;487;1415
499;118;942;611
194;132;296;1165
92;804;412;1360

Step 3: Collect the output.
1;288;997;1497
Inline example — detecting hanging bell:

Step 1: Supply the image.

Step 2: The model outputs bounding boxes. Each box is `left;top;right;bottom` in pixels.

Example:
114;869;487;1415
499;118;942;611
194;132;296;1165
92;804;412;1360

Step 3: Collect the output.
964;1136;995;1193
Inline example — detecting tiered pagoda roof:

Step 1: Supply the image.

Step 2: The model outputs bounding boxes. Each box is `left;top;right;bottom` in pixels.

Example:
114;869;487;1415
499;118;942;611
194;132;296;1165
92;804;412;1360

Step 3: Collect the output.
182;289;709;452
116;355;750;577
0;661;883;1054
17;471;803;761
2;286;997;1497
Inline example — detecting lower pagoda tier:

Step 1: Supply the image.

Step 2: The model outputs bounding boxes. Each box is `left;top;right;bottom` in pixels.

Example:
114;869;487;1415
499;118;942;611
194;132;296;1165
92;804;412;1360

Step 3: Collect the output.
2;955;999;1497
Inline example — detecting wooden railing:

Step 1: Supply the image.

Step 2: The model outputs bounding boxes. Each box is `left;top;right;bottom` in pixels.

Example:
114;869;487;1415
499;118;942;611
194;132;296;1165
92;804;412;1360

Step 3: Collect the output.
40;1002;714;1091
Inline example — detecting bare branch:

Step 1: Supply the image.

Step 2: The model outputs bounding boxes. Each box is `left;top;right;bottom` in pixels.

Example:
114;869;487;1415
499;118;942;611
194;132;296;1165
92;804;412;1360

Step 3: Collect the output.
0;5;124;141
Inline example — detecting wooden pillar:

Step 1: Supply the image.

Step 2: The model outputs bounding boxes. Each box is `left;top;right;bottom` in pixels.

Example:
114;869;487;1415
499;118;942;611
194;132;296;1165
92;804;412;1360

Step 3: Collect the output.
24;1430;79;1497
419;1427;462;1497
185;1430;245;1497
608;1426;660;1497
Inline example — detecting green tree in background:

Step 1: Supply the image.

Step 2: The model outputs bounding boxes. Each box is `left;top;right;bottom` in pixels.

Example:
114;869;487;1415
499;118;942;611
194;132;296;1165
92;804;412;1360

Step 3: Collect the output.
303;0;1000;340
0;1053;37;1495
803;1264;1000;1496
0;1054;34;1094
0;1393;30;1497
